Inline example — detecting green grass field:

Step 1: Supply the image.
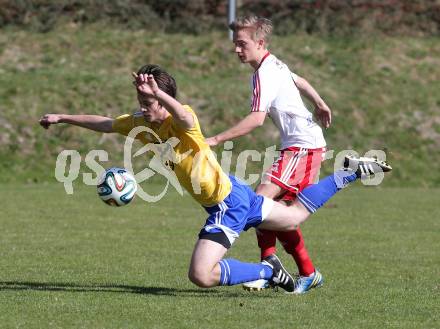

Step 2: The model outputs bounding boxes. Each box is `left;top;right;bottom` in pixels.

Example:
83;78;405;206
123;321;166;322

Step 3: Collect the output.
1;183;438;328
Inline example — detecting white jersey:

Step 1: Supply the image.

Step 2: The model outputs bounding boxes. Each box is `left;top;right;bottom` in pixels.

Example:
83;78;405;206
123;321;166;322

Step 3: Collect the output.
250;53;326;150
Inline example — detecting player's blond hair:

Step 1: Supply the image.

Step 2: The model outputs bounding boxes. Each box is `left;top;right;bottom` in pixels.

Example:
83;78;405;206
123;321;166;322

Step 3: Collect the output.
229;16;273;43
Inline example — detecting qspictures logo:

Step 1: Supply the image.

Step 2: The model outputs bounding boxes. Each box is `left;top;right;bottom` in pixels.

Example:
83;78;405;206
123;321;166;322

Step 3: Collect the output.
54;127;388;202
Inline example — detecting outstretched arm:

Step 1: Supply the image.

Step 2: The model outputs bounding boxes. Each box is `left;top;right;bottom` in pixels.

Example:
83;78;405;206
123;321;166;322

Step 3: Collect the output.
294;75;332;129
39;114;114;133
205;111;266;146
133;72;194;130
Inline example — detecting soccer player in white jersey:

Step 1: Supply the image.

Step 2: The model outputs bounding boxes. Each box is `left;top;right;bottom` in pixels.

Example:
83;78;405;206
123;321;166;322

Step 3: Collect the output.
206;16;332;294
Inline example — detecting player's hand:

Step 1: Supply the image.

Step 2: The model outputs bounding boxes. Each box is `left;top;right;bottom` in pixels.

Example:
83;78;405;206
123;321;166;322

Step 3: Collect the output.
39;114;62;129
315;104;331;129
132;72;159;97
205;136;219;147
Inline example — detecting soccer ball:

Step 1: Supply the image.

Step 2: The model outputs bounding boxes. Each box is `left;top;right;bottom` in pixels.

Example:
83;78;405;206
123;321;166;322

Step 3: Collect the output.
97;167;137;206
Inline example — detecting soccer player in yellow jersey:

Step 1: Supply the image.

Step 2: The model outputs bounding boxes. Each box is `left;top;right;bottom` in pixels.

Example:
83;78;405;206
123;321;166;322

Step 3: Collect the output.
40;64;391;292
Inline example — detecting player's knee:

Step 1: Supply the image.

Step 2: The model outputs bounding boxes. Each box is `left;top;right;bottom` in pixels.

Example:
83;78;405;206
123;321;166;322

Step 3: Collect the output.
188;267;213;288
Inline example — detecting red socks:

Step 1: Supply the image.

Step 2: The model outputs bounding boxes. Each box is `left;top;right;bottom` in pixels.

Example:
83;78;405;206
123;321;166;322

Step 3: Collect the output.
256;227;315;276
257;229;277;260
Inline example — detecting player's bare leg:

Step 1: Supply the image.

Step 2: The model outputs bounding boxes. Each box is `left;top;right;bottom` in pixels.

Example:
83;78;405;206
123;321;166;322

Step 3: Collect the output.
188;239;227;287
258;200;310;231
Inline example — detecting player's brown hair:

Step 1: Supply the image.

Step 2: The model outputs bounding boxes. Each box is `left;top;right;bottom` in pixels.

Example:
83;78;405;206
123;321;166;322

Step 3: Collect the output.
136;64;177;98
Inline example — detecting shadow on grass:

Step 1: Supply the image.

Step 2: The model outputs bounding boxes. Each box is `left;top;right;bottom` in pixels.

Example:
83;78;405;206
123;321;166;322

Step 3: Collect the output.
0;281;275;298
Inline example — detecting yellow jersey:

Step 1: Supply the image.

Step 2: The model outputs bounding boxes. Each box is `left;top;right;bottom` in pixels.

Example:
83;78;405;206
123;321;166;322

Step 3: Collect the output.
112;105;232;206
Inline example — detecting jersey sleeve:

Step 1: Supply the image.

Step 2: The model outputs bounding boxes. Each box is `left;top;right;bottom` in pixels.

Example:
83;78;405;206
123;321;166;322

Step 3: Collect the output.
290;70;299;83
250;69;279;112
171;105;202;136
113;113;157;144
112;114;134;136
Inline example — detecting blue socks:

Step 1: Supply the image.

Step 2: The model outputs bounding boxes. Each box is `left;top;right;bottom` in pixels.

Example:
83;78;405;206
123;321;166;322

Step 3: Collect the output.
219;259;273;286
297;170;358;213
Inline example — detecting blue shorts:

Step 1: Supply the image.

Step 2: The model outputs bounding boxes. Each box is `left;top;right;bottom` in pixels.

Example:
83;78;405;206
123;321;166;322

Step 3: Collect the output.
200;176;274;246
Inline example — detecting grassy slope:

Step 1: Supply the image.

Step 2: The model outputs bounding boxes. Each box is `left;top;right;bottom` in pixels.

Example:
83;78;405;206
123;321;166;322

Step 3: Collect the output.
0;183;438;328
0;25;439;186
